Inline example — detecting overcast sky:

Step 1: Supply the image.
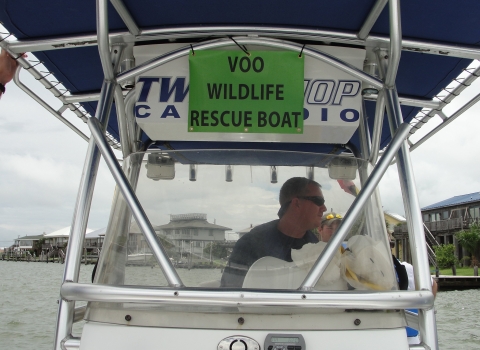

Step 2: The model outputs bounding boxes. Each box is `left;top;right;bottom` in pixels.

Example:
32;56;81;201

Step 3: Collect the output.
1;55;480;247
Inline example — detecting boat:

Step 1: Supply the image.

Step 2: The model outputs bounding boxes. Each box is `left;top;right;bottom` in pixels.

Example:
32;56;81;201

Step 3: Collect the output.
127;253;153;262
2;1;480;349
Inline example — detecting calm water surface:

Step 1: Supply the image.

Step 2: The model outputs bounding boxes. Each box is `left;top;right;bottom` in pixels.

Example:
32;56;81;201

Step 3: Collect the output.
1;261;479;349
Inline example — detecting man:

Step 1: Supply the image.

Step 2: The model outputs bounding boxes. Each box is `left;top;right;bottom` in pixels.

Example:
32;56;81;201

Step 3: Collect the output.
317;212;342;242
220;177;327;287
0;49;21;98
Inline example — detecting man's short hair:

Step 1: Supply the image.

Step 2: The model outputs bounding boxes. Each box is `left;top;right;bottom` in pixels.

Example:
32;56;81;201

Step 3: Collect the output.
279;177;321;205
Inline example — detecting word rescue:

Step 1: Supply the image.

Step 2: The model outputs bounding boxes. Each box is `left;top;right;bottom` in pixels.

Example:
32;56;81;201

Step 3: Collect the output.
190;110;302;128
188;50;304;134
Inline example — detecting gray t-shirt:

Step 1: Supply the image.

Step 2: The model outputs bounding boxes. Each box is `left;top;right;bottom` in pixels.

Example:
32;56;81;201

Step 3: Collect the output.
220;219;318;287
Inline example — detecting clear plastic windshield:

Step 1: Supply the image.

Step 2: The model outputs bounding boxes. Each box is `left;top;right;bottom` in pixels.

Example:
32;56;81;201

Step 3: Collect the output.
95;149;397;292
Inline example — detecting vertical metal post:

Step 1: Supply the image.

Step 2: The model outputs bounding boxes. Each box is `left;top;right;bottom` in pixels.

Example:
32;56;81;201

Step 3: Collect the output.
110;44;132;159
358;100;377;239
385;0;402;89
369;89;386;164
377;2;436;345
111;44;124;75
357;100;372;190
124;88;140;153
115;84;131;158
54;0;123;340
385;89;432;289
97;0;114;81
359;100;372;161
384;88;438;349
53;81;115;350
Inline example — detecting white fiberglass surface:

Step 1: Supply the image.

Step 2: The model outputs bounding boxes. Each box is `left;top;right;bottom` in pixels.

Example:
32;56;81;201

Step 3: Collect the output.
96;150;396;292
80;323;410;350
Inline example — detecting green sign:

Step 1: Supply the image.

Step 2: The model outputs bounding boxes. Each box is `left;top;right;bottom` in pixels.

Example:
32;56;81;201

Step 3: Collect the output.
188;51;304;134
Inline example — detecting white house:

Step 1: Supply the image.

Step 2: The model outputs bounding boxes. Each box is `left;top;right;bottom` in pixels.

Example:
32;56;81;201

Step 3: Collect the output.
237;224;258;239
155;213;231;258
14;234;45;251
44;226;93;248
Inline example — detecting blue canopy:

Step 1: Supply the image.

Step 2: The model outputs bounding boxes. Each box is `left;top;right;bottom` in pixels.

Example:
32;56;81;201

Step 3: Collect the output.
0;0;478;153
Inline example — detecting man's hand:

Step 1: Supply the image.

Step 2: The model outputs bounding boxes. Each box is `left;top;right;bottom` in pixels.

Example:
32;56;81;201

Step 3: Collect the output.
337;179;359;197
0;49;20;86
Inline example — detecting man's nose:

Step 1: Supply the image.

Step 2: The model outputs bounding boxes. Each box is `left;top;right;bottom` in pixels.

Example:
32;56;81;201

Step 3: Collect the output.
319;204;327;212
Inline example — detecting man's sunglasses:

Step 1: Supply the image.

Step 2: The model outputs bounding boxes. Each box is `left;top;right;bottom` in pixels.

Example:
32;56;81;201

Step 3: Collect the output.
297;196;325;207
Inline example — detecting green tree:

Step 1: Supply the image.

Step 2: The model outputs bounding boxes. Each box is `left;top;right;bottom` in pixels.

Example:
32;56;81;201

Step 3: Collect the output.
203;242;229;260
456;222;480;266
32;238;45;256
434;244;457;269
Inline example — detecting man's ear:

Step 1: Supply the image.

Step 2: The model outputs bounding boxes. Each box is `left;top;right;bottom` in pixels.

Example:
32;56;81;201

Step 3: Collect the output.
291;198;301;208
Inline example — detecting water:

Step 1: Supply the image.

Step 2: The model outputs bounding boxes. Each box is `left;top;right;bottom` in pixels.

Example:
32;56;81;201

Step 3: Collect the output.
1;261;479;349
435;289;480;349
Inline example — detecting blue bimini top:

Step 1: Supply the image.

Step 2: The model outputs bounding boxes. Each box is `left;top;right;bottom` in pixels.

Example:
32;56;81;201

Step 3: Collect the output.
1;0;479;153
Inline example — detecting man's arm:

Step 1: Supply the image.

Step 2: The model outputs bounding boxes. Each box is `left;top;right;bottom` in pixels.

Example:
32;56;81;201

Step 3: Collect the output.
0;50;20;89
432;278;438;298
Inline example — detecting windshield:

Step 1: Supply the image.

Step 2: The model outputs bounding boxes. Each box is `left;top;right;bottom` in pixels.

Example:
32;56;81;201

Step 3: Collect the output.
94;149;396;292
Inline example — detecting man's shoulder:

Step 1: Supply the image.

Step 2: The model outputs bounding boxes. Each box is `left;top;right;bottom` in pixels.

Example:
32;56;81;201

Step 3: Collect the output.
237;220;278;244
249;220;279;234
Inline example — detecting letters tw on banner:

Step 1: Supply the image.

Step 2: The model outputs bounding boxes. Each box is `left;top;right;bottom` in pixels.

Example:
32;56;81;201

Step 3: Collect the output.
188;51;304;134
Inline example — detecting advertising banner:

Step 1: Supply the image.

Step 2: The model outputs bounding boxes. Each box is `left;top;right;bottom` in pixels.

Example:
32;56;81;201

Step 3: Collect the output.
188;51;304;134
134;44;365;144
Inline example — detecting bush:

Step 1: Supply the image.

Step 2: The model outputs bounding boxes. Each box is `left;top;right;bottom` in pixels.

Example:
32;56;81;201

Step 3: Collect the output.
456;223;480;266
434;244;457;269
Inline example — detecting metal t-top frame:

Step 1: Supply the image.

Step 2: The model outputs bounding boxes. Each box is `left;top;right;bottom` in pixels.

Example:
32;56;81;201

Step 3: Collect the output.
43;0;448;349
3;26;478;157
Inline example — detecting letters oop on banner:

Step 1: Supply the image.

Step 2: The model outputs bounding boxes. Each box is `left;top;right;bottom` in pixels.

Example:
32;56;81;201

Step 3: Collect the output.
134;44;365;144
